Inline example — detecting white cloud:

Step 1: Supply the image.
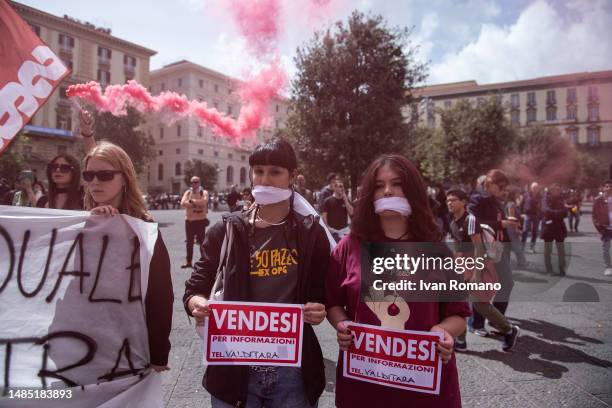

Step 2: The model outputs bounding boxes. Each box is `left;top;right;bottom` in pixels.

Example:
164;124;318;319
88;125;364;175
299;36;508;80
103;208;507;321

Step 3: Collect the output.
428;0;612;84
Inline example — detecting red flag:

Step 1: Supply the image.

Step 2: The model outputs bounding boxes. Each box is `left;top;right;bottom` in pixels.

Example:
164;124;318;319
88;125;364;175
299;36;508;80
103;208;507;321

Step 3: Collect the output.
0;0;70;154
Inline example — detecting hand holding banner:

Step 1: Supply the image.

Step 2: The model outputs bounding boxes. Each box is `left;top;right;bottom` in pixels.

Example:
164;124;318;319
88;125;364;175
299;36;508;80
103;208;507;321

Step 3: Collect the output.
203;301;304;366
343;322;443;395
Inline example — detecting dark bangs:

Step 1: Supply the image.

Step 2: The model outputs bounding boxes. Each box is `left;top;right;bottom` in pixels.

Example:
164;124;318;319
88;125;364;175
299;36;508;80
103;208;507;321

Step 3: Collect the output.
249;138;297;171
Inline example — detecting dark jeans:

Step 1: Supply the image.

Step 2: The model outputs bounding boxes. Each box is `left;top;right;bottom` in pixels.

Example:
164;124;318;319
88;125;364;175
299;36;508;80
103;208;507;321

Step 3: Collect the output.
521;215;539;248
568;212;580;231
211;367;315;408
185;219;207;264
472;247;513;330
544;239;566;273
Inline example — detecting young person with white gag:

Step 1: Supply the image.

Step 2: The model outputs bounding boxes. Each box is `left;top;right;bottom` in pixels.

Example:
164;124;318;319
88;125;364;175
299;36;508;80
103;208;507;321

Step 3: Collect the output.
326;154;469;408
183;138;336;408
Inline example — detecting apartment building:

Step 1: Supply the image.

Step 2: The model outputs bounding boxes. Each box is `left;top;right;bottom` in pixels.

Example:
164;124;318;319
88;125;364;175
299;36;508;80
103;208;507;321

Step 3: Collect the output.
10;1;156;183
147;60;289;194
416;70;612;170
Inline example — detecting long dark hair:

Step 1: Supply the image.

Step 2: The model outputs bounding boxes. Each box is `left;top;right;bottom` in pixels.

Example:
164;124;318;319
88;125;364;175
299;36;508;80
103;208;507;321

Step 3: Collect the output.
47;154;82;210
350;154;441;242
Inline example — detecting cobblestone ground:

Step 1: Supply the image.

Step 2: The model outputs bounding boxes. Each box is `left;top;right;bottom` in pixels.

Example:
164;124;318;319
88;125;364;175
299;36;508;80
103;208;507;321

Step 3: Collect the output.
154;204;611;408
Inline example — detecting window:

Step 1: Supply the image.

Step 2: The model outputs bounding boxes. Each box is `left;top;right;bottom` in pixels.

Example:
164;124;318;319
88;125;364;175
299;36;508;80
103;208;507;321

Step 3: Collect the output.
198;126;203;137
177;125;181;137
546;90;556;105
527;92;536;105
159;127;164;139
176;148;181;154
214;84;219;93
158;150;163;156
227;105;233;116
97;70;111;85
510;94;519;108
526;108;537;124
58;33;74;49
161;82;166;91
511;109;520;125
214;151;219;157
213;101;219;109
158;164;164;181
588;86;599;101
228;153;233;159
56;113;71;130
426;101;435;127
178;78;183;87
97;47;111;60
567;105;577;120
444;101;452;108
275;119;280;129
124;55;136;67
175;162;182;176
566;128;578;145
240;167;247;185
241;155;246;161
199;79;204;88
546;106;557;121
29;24;40;36
588;104;599;121
567;88;577;103
276;105;280;113
226;166;234;183
58;86;68;100
198;149;204;155
587;127;600;146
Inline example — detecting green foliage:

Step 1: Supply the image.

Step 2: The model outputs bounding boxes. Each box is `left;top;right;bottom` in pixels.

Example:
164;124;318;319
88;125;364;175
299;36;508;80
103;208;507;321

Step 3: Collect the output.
93;107;154;174
0;135;25;184
286;11;427;191
504;125;577;186
183;159;218;192
572;151;609;190
414;97;518;184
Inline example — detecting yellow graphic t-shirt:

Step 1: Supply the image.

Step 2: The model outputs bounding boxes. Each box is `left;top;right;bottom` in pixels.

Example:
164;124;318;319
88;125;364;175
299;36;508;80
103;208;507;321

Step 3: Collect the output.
249;224;298;303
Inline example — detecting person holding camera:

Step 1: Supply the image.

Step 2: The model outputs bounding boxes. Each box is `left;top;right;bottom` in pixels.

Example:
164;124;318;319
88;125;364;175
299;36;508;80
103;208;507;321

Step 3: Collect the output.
181;176;209;269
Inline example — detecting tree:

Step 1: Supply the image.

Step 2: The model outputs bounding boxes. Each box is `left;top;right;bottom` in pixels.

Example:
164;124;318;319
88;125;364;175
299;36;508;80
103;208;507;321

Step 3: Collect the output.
183;159;218;192
0;135;25;184
286;11;427;192
503;125;577;186
413;97;518;185
93;107;154;173
571;151;608;190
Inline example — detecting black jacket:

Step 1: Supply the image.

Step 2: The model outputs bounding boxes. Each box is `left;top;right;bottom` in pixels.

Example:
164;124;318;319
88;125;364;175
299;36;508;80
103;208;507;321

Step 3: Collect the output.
540;194;567;241
520;191;542;217
468;192;510;242
183;209;330;407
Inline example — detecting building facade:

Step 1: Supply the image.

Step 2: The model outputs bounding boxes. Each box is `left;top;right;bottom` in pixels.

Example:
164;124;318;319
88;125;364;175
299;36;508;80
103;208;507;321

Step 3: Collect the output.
147;60;289;195
10;1;156;185
416;70;612;172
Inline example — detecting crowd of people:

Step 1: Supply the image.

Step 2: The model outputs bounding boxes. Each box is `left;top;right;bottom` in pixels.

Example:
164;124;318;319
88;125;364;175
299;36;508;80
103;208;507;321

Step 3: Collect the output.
2;109;612;407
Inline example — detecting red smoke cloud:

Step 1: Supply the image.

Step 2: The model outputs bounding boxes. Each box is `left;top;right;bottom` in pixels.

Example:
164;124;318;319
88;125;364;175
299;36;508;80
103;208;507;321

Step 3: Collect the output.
67;61;287;142
68;0;333;142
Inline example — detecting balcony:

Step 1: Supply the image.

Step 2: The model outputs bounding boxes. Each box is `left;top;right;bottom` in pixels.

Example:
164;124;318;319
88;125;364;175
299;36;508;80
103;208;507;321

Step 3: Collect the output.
98;57;111;70
124;65;136;81
58;45;73;59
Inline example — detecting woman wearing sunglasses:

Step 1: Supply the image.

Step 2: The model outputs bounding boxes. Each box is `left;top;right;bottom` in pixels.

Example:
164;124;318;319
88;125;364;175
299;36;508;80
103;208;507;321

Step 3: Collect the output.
37;154;83;209
83;141;174;373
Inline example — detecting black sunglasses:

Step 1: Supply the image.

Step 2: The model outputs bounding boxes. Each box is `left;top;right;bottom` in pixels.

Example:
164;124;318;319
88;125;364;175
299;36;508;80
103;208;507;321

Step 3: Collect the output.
82;170;122;182
48;163;74;173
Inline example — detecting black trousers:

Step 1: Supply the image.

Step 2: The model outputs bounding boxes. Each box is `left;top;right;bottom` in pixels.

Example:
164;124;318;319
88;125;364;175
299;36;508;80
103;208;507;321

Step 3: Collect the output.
185;219;207;264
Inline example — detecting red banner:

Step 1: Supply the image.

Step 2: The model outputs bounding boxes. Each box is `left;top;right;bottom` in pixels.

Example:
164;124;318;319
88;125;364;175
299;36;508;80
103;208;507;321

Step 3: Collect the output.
343;322;443;394
203;301;304;366
0;0;70;154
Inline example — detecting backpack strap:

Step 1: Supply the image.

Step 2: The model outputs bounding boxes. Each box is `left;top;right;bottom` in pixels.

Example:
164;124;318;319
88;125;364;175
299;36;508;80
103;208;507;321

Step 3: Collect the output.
209;219;233;300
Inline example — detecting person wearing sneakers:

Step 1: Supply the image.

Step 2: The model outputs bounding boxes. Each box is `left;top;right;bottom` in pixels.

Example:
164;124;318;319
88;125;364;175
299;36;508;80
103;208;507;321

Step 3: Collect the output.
180;176;209;269
447;189;519;352
593;180;612;276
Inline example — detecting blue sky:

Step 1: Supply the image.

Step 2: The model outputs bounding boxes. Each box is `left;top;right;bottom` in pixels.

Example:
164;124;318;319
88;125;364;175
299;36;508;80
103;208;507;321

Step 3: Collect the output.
17;0;612;85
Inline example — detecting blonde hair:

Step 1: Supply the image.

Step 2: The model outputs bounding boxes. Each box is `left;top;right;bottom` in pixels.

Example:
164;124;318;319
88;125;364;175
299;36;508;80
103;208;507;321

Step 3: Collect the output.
83;141;151;221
